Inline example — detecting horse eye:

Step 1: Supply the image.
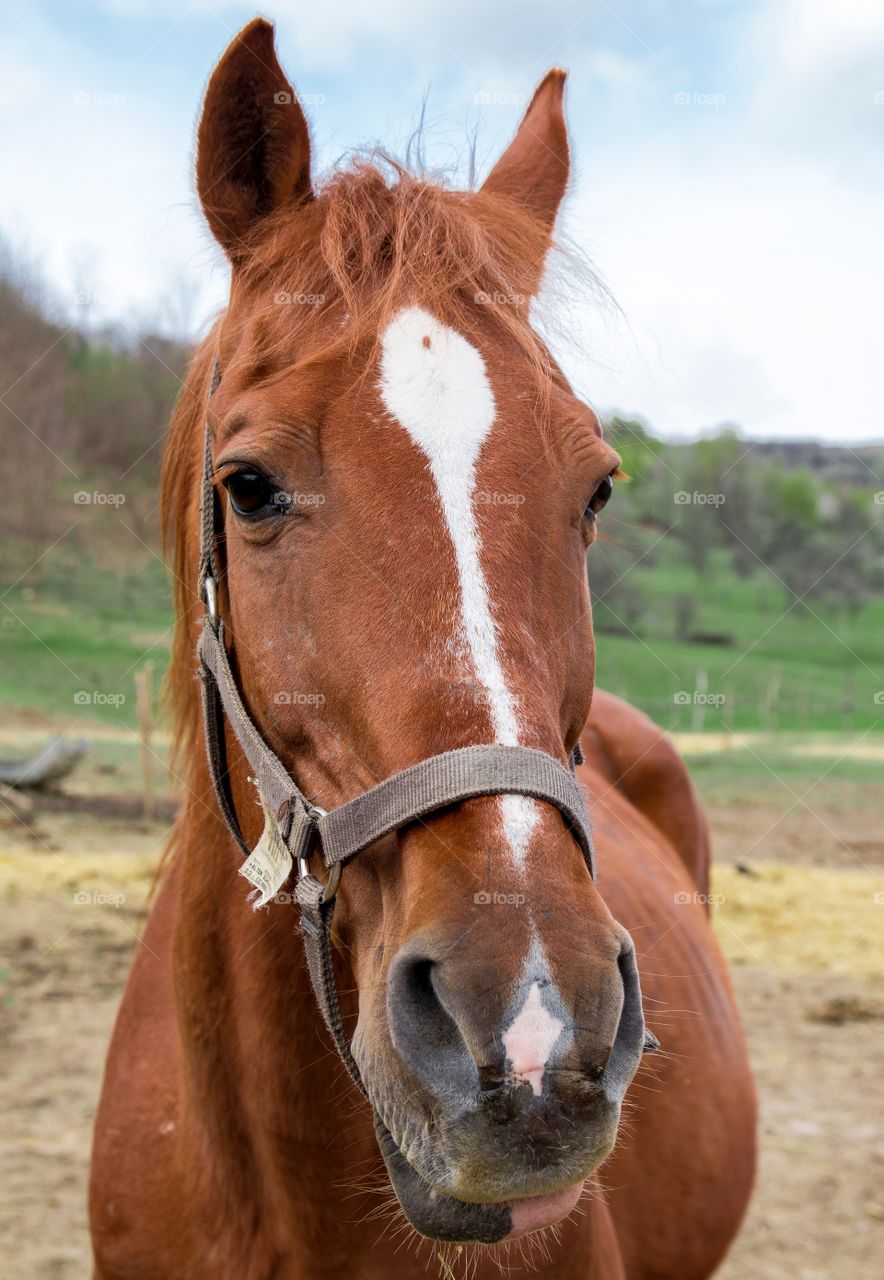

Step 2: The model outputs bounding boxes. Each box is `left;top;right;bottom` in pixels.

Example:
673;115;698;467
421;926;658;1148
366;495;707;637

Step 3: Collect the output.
585;474;614;520
223;469;277;518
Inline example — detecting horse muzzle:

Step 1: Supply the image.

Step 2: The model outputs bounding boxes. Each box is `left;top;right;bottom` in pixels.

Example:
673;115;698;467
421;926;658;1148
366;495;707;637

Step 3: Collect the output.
368;933;647;1243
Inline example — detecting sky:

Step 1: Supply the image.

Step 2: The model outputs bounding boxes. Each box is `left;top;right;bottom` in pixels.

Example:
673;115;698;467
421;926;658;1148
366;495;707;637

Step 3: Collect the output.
1;0;882;442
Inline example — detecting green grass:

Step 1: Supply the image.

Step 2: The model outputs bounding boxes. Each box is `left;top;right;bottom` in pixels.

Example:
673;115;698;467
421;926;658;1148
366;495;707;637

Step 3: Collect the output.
682;740;884;805
0;547;172;728
594;545;884;732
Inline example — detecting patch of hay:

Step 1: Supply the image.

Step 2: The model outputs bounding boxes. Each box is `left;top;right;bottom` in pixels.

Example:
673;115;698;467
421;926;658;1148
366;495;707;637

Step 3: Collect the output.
0;848;161;910
712;862;884;978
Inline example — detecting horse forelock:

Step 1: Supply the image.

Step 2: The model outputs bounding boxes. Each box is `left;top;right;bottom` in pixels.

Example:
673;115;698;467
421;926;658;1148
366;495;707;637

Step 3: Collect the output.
227;158;574;394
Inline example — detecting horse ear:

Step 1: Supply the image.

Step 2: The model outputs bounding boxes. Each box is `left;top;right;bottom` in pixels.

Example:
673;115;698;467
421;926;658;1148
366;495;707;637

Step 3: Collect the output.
196;18;312;260
481;69;569;233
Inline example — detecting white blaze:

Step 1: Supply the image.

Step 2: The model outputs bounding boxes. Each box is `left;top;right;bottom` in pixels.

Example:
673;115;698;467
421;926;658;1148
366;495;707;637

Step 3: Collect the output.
378;306;538;864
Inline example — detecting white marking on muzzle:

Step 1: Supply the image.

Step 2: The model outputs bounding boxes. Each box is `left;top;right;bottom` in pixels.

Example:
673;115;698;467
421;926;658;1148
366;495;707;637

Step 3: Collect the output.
378;306;538;865
502;980;565;1096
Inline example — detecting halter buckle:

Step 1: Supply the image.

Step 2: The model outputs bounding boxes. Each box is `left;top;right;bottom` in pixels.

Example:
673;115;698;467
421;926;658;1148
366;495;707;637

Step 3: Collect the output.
297;804;341;903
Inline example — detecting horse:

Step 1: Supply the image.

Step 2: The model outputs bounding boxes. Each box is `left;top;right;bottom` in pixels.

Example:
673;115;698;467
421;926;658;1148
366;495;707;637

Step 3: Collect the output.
90;18;755;1279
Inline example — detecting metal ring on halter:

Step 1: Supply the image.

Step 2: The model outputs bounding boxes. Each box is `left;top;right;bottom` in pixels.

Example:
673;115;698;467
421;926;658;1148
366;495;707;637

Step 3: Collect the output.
203;575;218;625
298;804;341;903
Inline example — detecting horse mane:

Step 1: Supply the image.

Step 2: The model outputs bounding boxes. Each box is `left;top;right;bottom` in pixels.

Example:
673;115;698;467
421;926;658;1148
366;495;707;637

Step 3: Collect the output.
160;156;590;798
160;330;218;786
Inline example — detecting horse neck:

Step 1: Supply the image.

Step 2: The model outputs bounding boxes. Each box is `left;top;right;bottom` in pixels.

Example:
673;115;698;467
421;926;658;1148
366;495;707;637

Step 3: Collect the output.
169;774;373;1223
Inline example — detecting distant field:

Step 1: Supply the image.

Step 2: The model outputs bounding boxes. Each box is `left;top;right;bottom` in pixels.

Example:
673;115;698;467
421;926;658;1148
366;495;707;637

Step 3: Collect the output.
0;546;171;729
592;539;884;732
1;535;882;733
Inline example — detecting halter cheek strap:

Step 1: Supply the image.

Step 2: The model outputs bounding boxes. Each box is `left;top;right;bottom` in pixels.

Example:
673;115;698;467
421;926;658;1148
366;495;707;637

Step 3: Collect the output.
196;390;594;1095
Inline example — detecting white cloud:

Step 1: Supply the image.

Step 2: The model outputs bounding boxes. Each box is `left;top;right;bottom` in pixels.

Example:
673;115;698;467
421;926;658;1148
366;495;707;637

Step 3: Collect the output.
775;0;884;75
554;149;884;441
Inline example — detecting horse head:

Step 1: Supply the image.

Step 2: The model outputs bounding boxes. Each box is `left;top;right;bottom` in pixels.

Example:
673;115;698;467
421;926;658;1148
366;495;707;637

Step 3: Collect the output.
184;17;645;1244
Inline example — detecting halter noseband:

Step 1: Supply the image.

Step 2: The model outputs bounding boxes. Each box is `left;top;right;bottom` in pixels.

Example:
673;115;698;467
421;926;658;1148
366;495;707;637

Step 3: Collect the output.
196;364;594;1094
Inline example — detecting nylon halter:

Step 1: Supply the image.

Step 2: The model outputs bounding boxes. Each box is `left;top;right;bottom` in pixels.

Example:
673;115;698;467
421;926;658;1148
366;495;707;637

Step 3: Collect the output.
196;363;595;1094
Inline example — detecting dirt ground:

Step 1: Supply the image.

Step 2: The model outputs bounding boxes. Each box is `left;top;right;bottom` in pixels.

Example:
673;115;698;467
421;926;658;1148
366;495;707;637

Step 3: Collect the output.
1;721;883;1279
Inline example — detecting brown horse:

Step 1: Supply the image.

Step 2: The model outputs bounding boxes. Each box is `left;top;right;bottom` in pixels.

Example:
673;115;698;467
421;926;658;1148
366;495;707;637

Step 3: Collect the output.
90;19;755;1279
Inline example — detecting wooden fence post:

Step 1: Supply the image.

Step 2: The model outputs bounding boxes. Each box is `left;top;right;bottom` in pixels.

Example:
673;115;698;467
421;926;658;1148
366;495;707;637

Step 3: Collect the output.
692;668;708;733
134;662;155;822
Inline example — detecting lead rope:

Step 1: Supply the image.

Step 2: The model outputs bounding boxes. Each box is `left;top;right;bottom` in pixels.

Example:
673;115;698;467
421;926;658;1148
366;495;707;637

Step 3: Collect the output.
196;359;595;1096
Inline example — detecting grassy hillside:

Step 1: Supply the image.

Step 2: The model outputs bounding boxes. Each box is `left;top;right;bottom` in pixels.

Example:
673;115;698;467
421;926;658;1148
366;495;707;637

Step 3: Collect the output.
1;543;171;729
593;542;883;732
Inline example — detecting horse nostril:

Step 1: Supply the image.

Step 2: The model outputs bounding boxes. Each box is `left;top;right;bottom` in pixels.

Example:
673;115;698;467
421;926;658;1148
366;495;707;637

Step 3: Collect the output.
392;956;452;1045
387;947;509;1099
387;951;475;1094
400;957;435;1011
596;935;648;1100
